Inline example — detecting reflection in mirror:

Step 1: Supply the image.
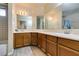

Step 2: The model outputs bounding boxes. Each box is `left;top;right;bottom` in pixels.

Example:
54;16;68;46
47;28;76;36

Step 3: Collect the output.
37;16;45;29
45;16;54;29
17;15;32;29
62;3;79;29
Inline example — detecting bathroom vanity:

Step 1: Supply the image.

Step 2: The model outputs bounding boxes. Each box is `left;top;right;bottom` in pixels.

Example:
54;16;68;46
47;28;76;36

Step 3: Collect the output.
13;31;79;56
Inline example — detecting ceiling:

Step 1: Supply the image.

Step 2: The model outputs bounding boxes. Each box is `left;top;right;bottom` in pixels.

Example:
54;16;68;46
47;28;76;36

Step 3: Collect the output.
62;3;79;16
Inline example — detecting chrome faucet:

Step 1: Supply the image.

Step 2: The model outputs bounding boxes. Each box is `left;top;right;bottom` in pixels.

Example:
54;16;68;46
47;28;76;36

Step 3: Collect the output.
64;29;70;34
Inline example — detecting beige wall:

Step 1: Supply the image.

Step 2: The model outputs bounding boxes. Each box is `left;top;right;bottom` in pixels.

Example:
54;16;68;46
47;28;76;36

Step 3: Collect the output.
8;3;14;55
45;7;62;29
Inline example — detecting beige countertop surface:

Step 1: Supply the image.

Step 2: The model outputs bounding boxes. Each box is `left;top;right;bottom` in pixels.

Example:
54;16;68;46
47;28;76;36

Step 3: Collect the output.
14;30;79;41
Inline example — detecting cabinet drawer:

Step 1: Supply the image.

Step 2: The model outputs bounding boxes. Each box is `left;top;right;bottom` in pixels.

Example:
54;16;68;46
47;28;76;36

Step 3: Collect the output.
58;37;79;51
58;44;79;56
14;33;24;47
47;40;57;56
47;35;57;43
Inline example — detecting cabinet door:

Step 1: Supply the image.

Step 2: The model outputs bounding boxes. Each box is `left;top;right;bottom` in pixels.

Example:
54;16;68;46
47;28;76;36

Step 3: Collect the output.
31;33;38;45
47;40;57;56
13;34;16;48
38;33;42;48
41;34;47;52
24;33;31;46
14;33;24;48
58;45;79;56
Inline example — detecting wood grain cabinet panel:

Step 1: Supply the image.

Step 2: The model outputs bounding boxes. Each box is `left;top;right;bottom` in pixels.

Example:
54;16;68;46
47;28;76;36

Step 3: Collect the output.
58;44;79;56
47;35;57;56
47;40;57;56
14;33;24;48
31;33;38;45
58;37;79;51
38;33;42;48
13;34;16;48
24;33;31;46
41;34;47;53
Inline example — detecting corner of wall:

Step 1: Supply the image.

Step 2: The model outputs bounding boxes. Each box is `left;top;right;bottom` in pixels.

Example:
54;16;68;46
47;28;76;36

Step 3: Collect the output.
7;49;14;56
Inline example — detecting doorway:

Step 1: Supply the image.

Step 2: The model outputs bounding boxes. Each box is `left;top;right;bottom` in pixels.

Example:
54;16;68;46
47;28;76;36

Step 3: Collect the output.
0;3;8;56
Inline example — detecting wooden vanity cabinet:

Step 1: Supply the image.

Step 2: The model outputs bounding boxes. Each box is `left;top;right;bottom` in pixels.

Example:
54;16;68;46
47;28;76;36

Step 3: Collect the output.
31;32;38;46
14;33;24;48
47;35;57;56
41;34;47;53
24;33;31;46
14;32;79;56
14;33;31;48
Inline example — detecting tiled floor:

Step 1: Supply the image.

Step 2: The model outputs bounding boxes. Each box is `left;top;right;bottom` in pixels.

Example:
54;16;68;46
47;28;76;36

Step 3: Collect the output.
31;46;46;56
13;46;46;56
0;44;7;56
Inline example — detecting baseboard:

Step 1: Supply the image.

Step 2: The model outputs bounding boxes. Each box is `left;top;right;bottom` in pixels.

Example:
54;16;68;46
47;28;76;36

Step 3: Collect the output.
7;49;14;56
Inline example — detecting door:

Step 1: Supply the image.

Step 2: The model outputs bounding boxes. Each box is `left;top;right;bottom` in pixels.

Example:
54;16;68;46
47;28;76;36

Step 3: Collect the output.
15;33;24;48
38;33;42;48
24;33;31;46
0;3;8;56
41;34;47;52
31;33;38;45
47;40;57;56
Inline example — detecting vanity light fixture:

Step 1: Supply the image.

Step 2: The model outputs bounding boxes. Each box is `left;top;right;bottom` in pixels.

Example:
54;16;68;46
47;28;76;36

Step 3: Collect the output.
16;10;28;15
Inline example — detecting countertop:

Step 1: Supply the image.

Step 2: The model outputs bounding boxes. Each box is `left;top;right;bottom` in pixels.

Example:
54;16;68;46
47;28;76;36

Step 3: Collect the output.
14;31;79;41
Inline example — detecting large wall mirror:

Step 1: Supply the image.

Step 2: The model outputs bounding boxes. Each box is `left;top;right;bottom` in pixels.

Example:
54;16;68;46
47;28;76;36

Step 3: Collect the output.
17;15;32;29
62;3;79;29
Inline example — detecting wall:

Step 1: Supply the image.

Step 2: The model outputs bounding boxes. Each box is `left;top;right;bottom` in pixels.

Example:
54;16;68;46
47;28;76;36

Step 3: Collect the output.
8;3;14;55
45;7;62;29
